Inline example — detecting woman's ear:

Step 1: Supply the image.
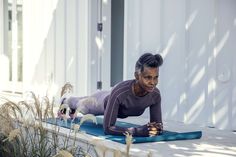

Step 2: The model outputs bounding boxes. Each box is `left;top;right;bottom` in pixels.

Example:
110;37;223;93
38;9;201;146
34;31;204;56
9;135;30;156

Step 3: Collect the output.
134;72;139;80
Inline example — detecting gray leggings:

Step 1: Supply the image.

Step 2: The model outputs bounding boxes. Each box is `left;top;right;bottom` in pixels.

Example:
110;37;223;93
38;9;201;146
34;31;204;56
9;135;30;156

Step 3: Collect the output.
65;90;110;115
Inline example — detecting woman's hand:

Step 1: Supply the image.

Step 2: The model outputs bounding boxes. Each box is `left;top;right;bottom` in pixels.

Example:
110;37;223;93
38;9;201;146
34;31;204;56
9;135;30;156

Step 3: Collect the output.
147;122;163;137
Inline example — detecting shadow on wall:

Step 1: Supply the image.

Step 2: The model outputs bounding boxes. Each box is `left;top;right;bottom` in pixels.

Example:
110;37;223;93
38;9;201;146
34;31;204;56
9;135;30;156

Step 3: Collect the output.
29;0;100;97
28;0;78;98
160;2;236;131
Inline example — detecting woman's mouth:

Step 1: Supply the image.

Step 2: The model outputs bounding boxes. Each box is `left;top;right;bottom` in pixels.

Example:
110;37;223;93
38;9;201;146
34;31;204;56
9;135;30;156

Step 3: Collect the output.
146;86;154;92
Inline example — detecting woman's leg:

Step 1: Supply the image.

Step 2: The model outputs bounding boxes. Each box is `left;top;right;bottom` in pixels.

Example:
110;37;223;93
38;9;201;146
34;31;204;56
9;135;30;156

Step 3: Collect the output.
69;90;110;116
58;83;73;117
58;83;110;118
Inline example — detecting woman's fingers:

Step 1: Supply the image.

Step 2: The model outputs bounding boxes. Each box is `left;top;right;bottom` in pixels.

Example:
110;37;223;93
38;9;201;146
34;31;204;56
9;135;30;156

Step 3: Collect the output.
148;126;157;131
149;130;158;137
147;122;163;136
148;126;158;136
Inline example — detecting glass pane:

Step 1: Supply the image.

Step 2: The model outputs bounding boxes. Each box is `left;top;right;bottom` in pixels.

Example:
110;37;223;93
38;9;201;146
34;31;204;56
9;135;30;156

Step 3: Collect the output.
7;5;12;81
7;1;23;82
17;4;22;81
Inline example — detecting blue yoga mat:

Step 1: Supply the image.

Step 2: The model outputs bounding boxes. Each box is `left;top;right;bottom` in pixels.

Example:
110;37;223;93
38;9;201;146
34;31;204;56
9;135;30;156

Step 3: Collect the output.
46;117;202;144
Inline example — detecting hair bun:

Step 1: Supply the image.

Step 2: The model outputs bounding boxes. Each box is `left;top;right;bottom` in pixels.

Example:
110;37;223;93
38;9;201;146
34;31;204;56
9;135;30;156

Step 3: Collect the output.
154;54;163;66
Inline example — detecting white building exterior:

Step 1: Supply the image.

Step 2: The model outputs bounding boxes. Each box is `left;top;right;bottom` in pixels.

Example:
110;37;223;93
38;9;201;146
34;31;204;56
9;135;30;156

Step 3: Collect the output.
0;0;236;131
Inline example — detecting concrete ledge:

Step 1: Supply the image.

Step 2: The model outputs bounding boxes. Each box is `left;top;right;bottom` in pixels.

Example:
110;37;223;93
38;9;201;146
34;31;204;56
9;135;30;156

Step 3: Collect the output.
43;117;236;157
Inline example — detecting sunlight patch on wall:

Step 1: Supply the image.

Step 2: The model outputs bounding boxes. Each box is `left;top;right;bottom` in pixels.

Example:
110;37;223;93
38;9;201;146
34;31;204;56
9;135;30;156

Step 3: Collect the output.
190;66;205;88
170;103;178;117
189;65;198;80
102;16;107;22
95;36;104;50
186;92;205;123
162;33;176;58
208;28;216;43
208;78;216;96
214;91;229;129
215;30;230;57
198;44;206;57
103;0;108;5
208;54;214;66
216;114;228;130
179;92;186;105
185;10;198;31
66;57;74;71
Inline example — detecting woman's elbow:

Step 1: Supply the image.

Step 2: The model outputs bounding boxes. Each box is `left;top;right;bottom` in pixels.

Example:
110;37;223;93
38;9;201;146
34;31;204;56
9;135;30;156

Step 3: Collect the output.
103;125;111;135
103;125;118;135
103;128;110;135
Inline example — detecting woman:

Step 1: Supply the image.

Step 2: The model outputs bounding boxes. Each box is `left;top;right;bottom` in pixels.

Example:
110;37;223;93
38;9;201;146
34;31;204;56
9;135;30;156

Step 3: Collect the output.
58;53;163;137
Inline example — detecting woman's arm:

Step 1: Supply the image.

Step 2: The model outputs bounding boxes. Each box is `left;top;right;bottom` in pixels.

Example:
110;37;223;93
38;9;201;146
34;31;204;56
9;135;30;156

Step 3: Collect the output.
103;90;130;136
149;93;163;135
103;89;150;137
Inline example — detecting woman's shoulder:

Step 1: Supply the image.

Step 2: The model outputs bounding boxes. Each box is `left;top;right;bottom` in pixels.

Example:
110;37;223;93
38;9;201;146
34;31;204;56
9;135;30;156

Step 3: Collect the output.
112;79;133;89
111;80;133;94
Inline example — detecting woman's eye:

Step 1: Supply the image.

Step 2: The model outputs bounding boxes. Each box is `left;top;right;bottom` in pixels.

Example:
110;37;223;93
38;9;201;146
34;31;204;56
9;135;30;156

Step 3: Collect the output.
144;76;158;80
144;76;152;80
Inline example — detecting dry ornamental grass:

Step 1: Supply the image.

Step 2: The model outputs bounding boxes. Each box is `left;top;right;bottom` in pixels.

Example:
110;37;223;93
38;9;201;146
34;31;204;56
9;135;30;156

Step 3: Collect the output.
0;91;137;157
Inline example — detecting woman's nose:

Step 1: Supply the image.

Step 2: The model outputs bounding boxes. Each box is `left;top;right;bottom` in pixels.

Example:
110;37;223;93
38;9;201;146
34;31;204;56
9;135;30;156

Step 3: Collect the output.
152;78;158;85
150;79;155;85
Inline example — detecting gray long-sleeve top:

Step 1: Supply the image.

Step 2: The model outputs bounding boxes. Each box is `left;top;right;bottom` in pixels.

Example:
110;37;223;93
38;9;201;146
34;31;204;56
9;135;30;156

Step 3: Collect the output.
103;79;162;137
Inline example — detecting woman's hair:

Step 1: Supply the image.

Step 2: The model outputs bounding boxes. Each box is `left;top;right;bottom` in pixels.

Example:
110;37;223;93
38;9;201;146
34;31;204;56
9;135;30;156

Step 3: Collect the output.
135;53;163;73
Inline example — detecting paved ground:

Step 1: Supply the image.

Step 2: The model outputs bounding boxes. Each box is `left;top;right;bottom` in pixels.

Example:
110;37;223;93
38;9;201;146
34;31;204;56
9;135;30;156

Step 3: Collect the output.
119;117;236;157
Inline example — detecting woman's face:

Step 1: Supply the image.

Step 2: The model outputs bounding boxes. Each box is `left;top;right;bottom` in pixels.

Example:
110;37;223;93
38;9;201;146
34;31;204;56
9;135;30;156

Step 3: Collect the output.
137;66;159;93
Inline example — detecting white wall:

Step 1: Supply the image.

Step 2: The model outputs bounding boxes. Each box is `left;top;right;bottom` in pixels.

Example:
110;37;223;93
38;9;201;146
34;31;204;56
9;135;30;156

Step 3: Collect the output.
22;0;94;98
124;0;236;131
22;0;112;97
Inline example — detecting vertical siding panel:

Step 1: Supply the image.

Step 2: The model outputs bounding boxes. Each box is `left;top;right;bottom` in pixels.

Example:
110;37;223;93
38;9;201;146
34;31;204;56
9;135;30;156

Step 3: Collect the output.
214;0;236;130
232;0;236;130
65;0;76;86
102;0;111;90
55;0;66;91
77;0;89;96
160;0;186;122
206;0;217;128
185;0;215;126
123;0;142;80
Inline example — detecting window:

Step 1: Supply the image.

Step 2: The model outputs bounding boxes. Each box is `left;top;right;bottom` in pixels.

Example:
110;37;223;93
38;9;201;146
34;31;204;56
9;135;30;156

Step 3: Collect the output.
8;1;23;82
1;0;23;94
